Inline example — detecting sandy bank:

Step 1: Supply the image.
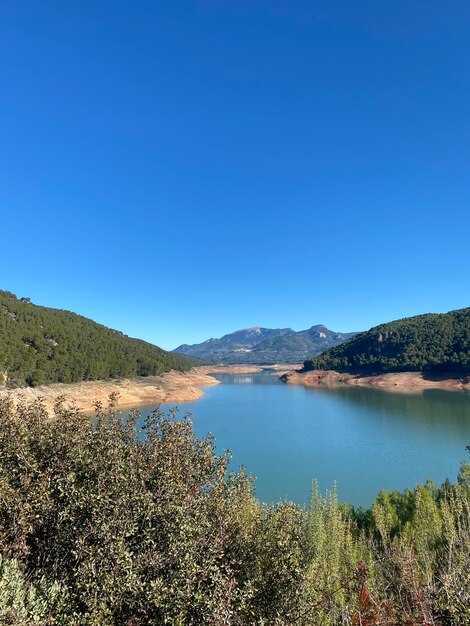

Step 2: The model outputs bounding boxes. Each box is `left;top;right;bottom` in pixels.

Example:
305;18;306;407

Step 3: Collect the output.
281;369;470;392
0;369;220;414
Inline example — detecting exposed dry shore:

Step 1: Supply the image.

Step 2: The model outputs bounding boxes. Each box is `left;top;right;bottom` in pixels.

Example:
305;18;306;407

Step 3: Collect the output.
0;369;221;414
281;369;470;392
0;364;289;414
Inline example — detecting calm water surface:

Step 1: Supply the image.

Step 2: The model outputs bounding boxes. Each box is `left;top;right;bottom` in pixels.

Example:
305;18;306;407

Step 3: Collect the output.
133;371;470;508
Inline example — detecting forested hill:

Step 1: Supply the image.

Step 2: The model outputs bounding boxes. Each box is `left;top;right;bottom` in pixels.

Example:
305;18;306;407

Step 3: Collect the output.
0;290;193;387
304;307;470;374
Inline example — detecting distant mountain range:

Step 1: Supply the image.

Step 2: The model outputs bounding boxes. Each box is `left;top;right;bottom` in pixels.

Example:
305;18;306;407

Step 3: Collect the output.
173;325;357;364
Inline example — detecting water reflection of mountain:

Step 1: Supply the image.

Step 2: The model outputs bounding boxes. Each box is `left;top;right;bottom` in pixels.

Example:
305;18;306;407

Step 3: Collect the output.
212;373;282;386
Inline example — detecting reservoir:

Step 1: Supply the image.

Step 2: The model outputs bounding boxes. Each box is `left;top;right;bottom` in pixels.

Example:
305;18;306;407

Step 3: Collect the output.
133;370;470;508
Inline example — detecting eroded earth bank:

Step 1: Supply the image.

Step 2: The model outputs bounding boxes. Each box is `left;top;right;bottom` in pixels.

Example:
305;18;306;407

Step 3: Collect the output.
281;369;470;392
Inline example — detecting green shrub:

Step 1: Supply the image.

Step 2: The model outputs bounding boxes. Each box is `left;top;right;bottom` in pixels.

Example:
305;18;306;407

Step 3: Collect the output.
0;395;468;625
0;553;67;625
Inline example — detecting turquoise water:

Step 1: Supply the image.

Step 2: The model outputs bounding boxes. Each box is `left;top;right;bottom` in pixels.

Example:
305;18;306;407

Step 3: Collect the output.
132;371;470;508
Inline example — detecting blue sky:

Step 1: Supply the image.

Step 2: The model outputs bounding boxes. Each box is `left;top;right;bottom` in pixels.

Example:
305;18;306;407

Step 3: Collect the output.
1;1;469;350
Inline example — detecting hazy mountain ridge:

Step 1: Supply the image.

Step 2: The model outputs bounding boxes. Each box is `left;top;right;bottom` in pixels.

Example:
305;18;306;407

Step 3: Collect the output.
174;324;357;364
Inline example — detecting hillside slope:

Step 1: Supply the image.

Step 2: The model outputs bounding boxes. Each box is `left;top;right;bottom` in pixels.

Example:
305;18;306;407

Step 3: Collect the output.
174;325;356;364
304;307;470;373
0;290;193;387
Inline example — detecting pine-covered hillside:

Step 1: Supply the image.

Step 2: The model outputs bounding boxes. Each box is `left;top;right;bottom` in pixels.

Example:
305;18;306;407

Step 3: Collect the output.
304;307;470;373
0;290;193;387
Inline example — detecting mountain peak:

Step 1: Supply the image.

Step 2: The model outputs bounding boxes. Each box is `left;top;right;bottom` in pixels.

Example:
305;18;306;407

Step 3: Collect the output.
173;324;358;365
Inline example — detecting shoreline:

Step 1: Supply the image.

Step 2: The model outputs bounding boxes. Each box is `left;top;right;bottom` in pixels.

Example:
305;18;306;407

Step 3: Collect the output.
0;368;220;414
2;364;468;418
0;364;291;414
281;369;470;392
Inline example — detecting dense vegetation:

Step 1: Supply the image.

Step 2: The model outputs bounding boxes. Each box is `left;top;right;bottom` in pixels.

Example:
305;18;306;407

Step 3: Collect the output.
0;290;193;387
304;307;470;374
0;395;468;625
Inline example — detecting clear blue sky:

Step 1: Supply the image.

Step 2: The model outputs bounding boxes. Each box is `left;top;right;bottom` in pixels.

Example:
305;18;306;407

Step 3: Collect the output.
1;1;469;350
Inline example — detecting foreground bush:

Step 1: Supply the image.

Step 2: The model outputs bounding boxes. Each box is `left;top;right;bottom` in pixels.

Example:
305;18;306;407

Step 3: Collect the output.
0;395;468;625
